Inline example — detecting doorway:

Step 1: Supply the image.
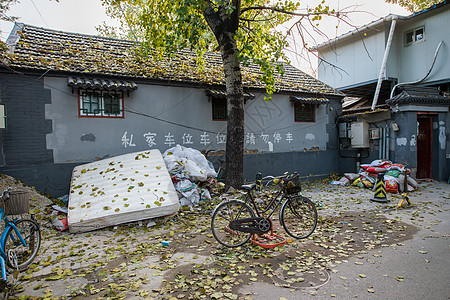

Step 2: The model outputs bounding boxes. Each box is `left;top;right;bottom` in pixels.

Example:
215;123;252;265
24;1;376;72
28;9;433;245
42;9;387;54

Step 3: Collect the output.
416;115;433;179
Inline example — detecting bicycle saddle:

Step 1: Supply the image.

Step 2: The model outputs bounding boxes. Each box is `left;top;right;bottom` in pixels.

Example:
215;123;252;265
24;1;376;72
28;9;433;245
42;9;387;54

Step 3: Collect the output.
241;183;256;191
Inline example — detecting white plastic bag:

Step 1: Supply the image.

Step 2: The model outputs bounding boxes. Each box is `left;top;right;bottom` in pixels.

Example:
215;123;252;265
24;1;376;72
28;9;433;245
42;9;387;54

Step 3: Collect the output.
345;173;360;181
176;179;196;193
370;159;392;167
183;159;207;181
164;155;185;174
163;145;217;181
176;179;200;206
199;188;211;201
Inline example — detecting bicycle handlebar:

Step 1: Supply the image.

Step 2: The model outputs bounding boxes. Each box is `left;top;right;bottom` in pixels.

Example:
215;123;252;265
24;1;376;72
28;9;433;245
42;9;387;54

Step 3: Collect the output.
262;172;293;181
0;187;12;200
257;172;299;189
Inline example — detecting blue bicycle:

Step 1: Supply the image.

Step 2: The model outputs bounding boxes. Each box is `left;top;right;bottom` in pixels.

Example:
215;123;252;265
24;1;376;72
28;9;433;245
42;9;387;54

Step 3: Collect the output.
0;188;41;294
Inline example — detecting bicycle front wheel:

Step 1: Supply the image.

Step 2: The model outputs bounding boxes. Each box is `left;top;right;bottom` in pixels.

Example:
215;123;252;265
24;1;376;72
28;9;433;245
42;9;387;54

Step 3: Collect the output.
4;219;41;271
280;195;317;239
211;200;255;248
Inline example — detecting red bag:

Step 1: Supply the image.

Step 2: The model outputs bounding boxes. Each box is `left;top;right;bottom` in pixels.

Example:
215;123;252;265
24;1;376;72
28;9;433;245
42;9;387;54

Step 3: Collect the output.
366;167;387;173
50;210;69;231
385;180;398;193
360;165;370;170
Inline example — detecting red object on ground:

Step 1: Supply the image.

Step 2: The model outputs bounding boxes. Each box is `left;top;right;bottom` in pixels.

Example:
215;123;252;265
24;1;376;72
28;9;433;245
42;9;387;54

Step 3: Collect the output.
250;219;287;249
251;233;287;249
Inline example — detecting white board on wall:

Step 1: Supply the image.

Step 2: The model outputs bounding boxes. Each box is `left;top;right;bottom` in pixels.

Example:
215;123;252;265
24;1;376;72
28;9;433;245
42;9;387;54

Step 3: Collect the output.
0;104;5;129
67;149;179;233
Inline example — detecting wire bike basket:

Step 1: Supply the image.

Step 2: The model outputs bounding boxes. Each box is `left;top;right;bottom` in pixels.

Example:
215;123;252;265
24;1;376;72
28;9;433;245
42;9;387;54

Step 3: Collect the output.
285;174;302;194
1;190;30;215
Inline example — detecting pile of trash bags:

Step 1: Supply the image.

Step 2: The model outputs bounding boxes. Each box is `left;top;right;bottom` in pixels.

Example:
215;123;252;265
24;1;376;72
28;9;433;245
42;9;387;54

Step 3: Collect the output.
163;145;217;206
332;159;418;193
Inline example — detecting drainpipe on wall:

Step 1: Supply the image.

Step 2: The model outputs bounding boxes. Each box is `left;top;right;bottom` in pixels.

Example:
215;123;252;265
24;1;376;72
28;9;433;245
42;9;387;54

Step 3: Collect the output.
371;16;398;111
356;151;361;173
379;128;383;159
385;126;389;160
390;41;445;98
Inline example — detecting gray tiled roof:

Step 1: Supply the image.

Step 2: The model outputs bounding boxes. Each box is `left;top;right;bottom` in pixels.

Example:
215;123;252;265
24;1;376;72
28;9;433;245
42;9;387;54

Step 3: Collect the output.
290;96;329;104
4;23;343;97
68;76;138;91
386;86;450;105
206;89;255;100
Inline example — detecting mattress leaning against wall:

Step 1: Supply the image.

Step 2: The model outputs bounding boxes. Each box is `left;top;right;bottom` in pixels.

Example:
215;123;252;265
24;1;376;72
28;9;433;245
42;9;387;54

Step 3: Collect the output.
67;149;179;233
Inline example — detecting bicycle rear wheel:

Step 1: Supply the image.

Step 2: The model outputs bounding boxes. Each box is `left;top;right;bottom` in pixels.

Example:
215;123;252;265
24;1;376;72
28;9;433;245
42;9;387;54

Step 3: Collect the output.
280;195;317;239
211;200;255;247
4;219;41;271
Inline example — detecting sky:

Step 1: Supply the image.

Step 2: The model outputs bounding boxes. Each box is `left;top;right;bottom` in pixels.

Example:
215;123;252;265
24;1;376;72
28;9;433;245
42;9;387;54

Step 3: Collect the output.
0;0;410;73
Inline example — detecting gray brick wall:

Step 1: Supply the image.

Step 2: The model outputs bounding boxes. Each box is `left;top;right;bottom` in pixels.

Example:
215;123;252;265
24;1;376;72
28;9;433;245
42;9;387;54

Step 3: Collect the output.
0;72;53;165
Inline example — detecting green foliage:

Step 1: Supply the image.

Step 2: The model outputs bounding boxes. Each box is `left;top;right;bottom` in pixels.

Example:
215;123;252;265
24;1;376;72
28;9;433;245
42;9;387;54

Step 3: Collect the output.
99;0;439;95
99;0;339;187
385;0;443;12
0;0;18;22
96;21;127;40
101;0;213;57
100;0;332;96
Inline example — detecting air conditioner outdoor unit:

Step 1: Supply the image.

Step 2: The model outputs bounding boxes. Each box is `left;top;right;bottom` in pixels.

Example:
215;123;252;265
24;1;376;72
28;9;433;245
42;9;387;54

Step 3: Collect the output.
351;122;369;148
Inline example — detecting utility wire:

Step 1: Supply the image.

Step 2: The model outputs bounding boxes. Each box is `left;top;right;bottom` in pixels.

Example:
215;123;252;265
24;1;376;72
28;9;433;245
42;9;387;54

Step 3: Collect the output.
0;67;53;88
0;64;227;134
1;35;338;138
154;89;197;118
0;26;339;136
124;106;222;135
30;0;49;28
1;64;334;137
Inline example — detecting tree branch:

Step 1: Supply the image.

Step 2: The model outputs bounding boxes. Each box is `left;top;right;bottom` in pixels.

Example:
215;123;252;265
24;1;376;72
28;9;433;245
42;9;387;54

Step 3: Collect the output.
229;0;241;32
201;1;222;36
241;5;332;17
240;15;279;22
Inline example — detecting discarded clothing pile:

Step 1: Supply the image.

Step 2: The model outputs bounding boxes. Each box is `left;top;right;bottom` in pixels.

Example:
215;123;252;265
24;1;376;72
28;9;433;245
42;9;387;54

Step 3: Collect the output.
332;159;418;193
163;145;217;206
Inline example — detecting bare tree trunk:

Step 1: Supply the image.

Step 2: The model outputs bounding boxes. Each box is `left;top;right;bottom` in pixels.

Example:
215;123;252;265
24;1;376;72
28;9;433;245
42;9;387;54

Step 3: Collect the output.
202;2;245;189
220;35;245;189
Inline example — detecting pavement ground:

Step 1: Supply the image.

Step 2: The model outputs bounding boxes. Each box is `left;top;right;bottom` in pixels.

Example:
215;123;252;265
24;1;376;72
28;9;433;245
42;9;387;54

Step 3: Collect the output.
1;175;449;300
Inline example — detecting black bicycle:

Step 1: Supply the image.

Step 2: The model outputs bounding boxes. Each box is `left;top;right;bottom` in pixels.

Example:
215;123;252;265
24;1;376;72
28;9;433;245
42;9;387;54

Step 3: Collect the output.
211;173;318;247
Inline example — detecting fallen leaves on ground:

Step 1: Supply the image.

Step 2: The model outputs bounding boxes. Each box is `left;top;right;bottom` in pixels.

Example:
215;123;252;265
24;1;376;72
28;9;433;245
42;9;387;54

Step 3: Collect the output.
3;175;448;299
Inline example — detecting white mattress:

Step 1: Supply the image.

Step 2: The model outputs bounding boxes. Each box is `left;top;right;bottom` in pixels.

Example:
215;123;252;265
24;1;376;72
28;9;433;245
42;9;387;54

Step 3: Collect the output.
67;149;179;233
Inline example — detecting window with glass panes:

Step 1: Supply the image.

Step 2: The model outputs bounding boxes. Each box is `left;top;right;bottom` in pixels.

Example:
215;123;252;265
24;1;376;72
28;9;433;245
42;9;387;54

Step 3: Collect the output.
294;102;315;122
405;26;424;46
212;97;227;121
79;90;123;117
